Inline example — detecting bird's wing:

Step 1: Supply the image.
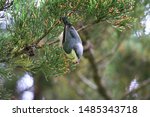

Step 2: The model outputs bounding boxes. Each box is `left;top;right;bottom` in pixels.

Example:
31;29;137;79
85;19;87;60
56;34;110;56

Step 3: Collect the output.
62;25;74;54
69;26;82;43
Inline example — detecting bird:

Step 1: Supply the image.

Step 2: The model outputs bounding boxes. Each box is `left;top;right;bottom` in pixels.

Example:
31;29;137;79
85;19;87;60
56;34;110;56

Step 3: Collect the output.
60;17;83;64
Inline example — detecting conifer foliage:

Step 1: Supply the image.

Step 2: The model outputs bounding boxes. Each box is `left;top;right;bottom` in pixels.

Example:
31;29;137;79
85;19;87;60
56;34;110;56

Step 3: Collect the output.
0;0;137;99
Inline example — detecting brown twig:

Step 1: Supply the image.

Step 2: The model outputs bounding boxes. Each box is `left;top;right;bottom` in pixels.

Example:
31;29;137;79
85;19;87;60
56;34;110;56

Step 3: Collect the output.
78;20;111;99
84;46;111;99
96;37;124;64
47;39;59;45
78;73;97;90
0;14;102;63
34;20;60;46
37;19;102;47
77;19;102;32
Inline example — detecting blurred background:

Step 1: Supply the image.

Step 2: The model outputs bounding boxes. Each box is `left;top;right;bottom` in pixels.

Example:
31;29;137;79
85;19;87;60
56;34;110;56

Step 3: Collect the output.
0;0;150;100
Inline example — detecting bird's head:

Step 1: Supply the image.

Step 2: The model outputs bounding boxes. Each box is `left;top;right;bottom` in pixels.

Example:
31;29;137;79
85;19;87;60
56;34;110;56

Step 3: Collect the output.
60;16;72;26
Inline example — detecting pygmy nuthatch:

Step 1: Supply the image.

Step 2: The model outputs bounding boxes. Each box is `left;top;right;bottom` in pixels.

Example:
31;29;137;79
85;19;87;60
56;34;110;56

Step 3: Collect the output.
60;17;83;64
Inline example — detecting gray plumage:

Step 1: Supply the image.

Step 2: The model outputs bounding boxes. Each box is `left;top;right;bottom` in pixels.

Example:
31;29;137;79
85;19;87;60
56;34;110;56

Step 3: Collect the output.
61;17;83;60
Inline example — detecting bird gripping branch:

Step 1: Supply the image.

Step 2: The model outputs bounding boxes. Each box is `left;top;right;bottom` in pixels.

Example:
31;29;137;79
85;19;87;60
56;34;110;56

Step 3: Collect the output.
60;17;83;64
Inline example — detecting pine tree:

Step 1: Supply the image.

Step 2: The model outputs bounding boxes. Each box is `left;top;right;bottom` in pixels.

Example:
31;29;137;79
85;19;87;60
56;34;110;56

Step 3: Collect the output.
0;0;137;99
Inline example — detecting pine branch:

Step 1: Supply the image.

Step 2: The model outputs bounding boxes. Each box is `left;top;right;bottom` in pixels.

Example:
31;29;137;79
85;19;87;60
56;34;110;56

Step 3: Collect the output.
38;19;102;47
84;44;111;99
34;20;60;46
